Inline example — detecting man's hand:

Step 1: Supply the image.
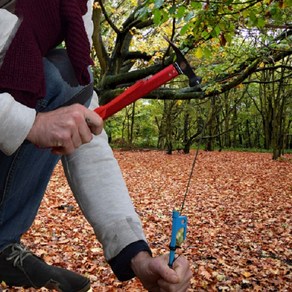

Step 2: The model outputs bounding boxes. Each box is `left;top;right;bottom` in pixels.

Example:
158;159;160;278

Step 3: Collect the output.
27;104;103;155
131;252;192;292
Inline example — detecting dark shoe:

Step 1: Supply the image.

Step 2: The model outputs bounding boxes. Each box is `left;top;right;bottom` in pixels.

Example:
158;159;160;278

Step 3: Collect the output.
0;243;90;292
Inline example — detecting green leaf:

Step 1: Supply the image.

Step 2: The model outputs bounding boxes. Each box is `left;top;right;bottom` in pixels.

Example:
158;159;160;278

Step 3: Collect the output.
249;11;257;26
225;33;233;44
242;9;249;19
153;10;161;25
269;5;279;16
190;1;202;10
201;31;210;40
257;17;265;28
203;46;212;59
169;4;176;15
211;25;221;37
180;23;190;35
219;21;226;31
176;5;186;19
161;9;169;23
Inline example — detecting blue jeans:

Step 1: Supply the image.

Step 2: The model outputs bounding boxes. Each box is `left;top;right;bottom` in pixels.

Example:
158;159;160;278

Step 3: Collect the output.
0;50;92;251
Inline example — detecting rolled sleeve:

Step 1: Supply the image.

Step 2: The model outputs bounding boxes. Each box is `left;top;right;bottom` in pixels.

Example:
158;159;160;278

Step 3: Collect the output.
109;240;152;281
0;93;36;155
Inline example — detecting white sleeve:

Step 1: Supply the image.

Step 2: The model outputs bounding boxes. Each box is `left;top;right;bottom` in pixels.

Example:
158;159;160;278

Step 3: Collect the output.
0;11;34;155
0;93;36;156
61;92;147;261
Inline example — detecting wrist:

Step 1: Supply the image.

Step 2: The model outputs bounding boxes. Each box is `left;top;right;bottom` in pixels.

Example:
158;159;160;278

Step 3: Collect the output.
131;251;152;276
26;113;40;142
108;240;152;281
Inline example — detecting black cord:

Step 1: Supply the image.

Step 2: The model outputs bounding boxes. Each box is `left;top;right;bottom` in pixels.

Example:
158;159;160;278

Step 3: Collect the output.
180;115;208;213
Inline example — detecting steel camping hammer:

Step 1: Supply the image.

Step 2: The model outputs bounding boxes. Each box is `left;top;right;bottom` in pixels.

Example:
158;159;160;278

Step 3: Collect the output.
94;38;201;119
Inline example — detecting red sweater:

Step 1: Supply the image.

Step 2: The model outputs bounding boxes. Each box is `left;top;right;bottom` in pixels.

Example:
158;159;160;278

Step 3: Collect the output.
0;0;93;108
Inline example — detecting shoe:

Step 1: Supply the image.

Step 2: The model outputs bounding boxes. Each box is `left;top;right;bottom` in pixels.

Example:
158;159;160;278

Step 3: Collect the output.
0;243;90;292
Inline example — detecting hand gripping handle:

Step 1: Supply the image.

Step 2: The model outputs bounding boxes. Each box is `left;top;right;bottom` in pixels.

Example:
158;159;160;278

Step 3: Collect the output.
168;210;187;267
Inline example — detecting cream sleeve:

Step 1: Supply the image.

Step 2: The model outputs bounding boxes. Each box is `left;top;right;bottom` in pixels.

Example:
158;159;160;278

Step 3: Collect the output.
0;93;36;155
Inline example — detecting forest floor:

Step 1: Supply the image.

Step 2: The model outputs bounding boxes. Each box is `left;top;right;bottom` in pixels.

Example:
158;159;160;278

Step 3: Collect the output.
1;150;291;291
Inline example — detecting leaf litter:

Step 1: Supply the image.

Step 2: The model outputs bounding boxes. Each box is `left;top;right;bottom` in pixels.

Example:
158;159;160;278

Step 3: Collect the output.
1;150;291;291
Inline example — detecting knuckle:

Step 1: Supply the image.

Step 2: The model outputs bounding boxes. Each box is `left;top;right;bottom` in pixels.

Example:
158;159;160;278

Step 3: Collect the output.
68;104;86;122
71;111;84;122
62;132;73;144
66;118;79;130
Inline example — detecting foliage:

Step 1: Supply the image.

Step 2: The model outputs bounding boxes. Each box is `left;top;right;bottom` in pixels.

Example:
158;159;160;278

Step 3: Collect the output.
105;99;161;147
92;0;292;102
92;0;291;156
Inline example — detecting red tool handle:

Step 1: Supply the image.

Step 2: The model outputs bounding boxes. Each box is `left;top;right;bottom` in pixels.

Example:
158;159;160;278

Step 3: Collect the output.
94;64;179;120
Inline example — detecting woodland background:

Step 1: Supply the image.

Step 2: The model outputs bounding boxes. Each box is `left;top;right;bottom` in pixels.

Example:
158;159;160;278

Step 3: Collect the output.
1;0;292;291
88;0;292;160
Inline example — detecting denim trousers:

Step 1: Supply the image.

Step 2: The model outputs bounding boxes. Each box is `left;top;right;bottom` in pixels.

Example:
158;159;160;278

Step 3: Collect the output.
0;50;92;251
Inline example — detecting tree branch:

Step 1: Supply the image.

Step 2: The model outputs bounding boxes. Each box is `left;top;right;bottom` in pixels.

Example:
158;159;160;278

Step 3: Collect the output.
92;5;109;74
98;87;204;105
102;59;172;88
96;0;120;34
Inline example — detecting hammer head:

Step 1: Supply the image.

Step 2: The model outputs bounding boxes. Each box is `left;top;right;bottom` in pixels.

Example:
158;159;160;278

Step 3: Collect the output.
165;37;202;88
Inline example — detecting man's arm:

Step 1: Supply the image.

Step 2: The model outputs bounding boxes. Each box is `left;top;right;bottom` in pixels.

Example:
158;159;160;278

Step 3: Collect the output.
61;112;192;290
61;93;193;291
61;97;149;261
0;91;103;156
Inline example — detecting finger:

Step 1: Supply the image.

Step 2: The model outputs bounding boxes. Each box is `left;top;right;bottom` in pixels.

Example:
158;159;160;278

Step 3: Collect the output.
70;130;83;149
155;256;192;290
85;118;101;136
172;256;191;276
84;110;103;135
51;144;76;155
150;255;179;284
78;119;93;144
52;137;76;155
